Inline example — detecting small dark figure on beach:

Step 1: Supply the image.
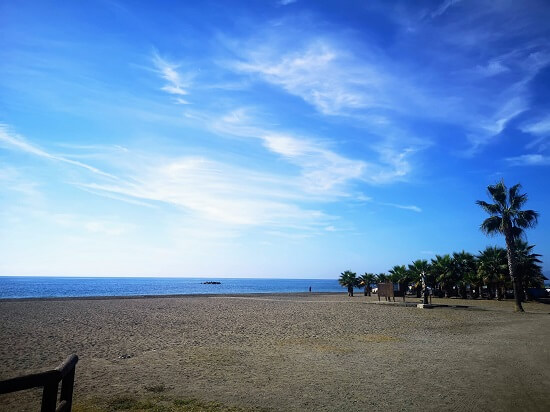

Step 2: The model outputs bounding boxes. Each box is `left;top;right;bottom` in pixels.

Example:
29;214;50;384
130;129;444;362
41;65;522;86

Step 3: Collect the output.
309;286;312;292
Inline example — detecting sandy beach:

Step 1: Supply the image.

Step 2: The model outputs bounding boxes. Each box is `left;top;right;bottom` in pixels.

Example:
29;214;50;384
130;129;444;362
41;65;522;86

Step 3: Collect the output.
0;293;549;411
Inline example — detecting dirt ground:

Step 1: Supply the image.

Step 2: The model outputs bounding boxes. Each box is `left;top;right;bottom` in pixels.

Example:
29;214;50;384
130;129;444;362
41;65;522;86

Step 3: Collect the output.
0;294;549;411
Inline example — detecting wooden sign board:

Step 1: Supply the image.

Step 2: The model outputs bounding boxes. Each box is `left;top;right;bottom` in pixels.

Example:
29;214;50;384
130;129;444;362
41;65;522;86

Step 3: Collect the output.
377;283;395;302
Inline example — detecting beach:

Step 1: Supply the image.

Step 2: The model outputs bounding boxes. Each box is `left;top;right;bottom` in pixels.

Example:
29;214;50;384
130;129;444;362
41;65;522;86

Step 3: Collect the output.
0;293;549;411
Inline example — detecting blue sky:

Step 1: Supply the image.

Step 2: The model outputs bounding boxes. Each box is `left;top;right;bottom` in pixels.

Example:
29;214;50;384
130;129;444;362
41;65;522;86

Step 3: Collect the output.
1;0;549;278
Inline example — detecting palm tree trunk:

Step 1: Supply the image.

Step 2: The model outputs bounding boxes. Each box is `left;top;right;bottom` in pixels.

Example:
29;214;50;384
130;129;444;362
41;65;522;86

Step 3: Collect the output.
505;230;524;312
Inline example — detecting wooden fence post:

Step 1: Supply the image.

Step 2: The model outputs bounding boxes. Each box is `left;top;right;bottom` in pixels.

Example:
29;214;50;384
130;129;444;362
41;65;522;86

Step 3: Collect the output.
60;366;76;410
41;381;59;412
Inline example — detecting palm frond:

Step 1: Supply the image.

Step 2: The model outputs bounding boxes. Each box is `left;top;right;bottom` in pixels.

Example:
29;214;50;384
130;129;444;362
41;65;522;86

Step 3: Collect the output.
508;183;522;205
510;191;527;210
511;226;524;239
487;181;507;206
476;200;501;215
514;209;539;229
480;216;502;235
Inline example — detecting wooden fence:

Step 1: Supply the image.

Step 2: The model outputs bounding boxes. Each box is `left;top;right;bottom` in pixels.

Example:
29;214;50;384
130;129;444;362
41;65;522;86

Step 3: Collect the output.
0;354;78;412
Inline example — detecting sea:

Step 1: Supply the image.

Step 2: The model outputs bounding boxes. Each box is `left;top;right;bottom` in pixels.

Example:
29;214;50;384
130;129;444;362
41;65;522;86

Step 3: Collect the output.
0;276;343;299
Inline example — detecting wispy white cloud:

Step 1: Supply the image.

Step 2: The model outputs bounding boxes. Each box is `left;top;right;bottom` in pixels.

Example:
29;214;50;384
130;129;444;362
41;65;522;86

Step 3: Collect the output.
278;0;297;5
454;48;549;155
391;2;550;154
225;33;468;162
260;132;366;192
153;36;425;184
233;40;387;116
152;52;192;102
481;95;527;136
474;59;509;77
77;186;158;208
505;154;550;166
1;125;336;229
0;166;43;201
209;107;413;188
0;124;117;179
522;116;550;137
48;213;135;236
379;202;422;213
430;0;462;19
521;116;550;151
83;156;332;227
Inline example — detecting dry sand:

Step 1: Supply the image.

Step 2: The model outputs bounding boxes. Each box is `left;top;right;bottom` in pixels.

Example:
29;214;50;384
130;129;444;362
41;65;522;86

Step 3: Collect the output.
0;293;549;411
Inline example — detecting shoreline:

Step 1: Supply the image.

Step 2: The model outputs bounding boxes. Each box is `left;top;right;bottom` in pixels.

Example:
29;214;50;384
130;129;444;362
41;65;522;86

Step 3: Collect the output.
1;292;548;313
0;291;337;303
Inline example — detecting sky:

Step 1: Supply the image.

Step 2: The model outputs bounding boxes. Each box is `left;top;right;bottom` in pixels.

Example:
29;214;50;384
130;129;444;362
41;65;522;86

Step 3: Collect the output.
1;0;549;278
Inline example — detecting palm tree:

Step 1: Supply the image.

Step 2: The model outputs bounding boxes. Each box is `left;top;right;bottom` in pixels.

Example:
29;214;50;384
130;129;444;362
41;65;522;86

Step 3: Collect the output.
431;254;454;297
339;270;359;297
477;246;508;299
452;251;476;299
408;259;431;303
388;265;409;300
359;273;377;296
388;265;407;283
477;180;539;312
514;241;545;299
377;273;389;283
465;262;484;299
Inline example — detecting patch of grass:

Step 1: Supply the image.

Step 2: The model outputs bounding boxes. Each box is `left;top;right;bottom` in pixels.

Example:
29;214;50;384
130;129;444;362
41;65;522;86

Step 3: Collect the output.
74;396;164;412
145;384;168;393
173;398;254;411
73;403;106;412
110;396;140;410
74;395;261;412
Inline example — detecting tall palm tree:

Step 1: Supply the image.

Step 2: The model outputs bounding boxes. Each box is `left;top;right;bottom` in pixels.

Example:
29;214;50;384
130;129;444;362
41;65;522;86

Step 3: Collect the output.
339;270;359;297
477;180;539;312
359;273;377;296
408;259;431;303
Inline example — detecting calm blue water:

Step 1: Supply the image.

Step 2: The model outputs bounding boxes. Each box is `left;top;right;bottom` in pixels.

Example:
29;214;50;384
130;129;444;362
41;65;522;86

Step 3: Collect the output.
0;276;343;299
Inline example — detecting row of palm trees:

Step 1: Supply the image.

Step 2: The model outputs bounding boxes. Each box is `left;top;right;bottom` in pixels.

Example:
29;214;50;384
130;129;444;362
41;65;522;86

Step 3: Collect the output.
339;239;545;300
339;180;544;312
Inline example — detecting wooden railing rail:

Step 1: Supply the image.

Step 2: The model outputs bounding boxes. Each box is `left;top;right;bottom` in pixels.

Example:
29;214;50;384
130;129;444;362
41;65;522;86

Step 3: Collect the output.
0;354;78;412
